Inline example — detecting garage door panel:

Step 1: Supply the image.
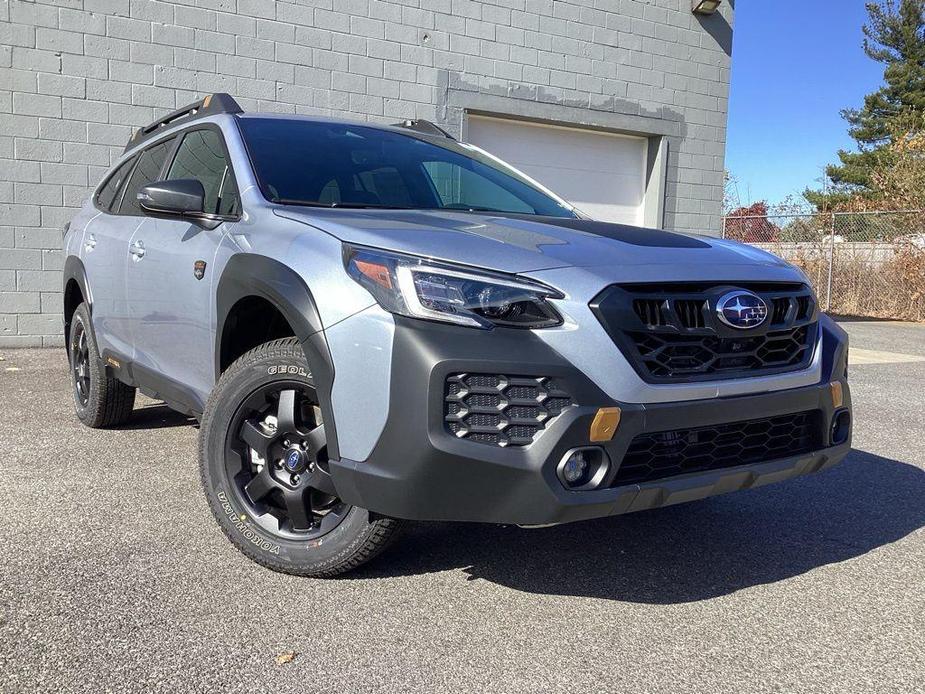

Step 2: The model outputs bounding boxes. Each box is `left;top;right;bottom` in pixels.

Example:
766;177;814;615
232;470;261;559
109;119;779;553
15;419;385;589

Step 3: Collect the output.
471;118;639;171
519;164;642;207
467;116;647;226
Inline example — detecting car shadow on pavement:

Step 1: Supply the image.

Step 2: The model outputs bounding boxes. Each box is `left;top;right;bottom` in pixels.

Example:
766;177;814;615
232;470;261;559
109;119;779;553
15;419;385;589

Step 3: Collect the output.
117;404;197;430
356;450;925;604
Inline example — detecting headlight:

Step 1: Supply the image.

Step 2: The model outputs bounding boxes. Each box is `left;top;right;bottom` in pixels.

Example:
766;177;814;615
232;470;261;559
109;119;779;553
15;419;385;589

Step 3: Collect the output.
343;245;563;329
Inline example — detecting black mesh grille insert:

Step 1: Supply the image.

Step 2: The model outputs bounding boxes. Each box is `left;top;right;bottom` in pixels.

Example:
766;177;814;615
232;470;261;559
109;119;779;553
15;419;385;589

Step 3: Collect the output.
444;373;574;447
612;410;823;486
629;325;812;378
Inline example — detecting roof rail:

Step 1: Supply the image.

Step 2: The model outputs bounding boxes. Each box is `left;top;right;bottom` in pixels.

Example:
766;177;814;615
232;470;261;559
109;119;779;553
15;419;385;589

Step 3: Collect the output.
123;93;243;153
392;119;455;140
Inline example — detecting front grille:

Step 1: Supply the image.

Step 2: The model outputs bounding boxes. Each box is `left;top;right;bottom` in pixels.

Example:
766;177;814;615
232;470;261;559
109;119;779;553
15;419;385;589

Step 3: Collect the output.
593;282;819;383
612;410;823;486
629;325;811;378
445;373;574;447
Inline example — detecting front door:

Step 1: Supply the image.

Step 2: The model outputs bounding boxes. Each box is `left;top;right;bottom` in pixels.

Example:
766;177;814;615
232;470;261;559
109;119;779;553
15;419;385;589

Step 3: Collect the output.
125;126;242;404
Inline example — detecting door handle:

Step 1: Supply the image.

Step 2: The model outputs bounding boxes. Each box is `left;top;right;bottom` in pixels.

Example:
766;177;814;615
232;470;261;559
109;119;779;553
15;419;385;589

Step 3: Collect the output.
84;234;97;252
129;240;146;260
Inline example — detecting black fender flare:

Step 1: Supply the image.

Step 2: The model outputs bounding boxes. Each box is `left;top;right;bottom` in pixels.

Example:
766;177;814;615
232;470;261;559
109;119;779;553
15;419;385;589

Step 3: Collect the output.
215;254;340;460
63;255;93;354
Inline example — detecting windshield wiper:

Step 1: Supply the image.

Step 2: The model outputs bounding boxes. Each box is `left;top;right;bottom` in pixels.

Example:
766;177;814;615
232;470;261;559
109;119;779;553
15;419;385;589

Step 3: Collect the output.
426;205;521;214
271;198;412;210
329;201;411;210
271;199;543;214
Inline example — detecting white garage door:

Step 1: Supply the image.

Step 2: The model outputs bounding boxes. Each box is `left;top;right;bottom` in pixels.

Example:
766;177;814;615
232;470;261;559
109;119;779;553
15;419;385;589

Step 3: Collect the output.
466;115;648;225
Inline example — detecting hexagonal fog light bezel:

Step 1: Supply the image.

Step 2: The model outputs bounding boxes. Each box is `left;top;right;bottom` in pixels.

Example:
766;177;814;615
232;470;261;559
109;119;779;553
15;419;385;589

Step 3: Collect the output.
555;447;611;491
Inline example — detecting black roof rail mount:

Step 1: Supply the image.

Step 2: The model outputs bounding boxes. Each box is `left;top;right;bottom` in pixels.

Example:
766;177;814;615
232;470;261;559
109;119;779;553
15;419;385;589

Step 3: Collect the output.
123;93;243;153
392;119;455;140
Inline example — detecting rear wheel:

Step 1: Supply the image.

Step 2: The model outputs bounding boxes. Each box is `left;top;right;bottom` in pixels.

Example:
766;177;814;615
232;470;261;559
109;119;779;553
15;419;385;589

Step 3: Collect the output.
68;302;135;428
199;337;402;576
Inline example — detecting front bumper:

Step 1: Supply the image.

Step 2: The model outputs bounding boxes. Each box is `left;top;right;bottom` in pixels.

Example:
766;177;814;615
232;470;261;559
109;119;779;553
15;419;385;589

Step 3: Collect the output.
329;315;852;526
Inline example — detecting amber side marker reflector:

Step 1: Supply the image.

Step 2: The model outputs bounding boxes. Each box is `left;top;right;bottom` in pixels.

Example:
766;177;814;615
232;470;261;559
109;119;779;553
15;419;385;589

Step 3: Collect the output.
830;381;844;409
590;407;621;442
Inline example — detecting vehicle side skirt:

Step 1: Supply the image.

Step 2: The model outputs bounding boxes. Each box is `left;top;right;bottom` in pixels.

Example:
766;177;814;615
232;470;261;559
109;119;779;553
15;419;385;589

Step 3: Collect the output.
99;347;203;418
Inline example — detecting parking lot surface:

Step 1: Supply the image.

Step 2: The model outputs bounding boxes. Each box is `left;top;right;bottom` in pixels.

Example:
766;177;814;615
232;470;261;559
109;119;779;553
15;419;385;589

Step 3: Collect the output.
1;320;923;693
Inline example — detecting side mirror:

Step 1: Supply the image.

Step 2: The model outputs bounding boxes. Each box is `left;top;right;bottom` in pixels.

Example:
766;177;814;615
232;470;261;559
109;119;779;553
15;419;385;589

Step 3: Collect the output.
138;179;206;218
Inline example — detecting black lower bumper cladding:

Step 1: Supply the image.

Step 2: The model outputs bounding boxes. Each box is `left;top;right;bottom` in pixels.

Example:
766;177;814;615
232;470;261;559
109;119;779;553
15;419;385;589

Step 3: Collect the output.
329;314;852;526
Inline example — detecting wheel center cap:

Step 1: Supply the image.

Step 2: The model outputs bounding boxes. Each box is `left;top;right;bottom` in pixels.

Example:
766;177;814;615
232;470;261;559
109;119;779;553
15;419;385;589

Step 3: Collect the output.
283;448;307;474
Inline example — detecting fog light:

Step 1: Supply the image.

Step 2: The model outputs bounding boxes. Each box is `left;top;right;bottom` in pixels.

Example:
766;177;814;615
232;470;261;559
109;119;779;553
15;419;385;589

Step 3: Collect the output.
556;447;610;490
562;452;588;483
831;410;851;445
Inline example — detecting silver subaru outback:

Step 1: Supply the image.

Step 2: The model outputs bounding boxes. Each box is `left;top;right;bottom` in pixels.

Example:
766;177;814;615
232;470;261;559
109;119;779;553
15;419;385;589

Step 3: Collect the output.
64;94;852;576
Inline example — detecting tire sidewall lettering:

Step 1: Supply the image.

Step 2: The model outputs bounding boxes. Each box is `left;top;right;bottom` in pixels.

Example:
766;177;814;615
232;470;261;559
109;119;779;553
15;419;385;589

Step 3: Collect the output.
216;488;281;556
267;365;310;378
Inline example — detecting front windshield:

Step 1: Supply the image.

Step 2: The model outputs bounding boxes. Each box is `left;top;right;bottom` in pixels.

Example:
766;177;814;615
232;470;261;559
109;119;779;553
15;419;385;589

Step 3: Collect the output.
237;117;577;218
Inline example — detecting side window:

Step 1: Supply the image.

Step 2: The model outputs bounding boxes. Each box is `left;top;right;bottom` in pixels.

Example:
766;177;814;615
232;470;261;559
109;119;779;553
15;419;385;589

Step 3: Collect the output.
96;157;136;212
166;129;240;216
117;138;174;216
318;179;340;204
422;161;535;214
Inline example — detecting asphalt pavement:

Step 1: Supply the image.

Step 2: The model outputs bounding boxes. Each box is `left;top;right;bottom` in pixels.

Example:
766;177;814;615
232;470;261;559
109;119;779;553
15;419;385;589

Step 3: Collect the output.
0;320;922;693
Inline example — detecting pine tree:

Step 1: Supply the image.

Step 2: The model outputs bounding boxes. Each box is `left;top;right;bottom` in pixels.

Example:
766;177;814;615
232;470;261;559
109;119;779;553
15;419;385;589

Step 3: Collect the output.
805;0;925;210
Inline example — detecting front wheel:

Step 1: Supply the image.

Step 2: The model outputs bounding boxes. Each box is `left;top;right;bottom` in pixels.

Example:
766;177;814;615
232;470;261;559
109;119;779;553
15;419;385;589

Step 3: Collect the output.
199;338;402;577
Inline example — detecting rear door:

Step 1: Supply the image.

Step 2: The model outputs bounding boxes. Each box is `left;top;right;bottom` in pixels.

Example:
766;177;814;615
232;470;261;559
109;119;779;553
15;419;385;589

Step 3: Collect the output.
125;126;241;402
80;145;165;361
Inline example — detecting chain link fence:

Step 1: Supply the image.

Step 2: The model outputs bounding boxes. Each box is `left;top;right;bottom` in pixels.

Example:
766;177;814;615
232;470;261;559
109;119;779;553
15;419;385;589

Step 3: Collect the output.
722;211;925;322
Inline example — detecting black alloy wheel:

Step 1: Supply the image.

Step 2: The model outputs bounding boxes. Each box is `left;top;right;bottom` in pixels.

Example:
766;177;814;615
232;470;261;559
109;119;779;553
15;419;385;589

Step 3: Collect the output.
225;382;348;540
67;302;135;428
70;319;91;408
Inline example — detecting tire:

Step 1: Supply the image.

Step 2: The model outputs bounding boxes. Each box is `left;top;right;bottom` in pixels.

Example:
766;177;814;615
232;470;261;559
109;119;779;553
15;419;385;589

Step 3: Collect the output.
199;337;403;577
68;302;136;428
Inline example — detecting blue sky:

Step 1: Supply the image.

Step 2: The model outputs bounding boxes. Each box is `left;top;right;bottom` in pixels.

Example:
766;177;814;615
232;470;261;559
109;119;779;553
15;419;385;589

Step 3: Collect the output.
725;1;886;208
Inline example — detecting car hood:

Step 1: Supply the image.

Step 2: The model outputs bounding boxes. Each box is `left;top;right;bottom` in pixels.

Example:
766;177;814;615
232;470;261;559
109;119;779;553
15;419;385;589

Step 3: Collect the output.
274;208;799;278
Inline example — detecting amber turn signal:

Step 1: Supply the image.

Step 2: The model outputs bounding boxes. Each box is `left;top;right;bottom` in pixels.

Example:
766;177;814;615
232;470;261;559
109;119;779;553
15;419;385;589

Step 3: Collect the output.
830;381;844;409
355;259;393;289
590;407;622;442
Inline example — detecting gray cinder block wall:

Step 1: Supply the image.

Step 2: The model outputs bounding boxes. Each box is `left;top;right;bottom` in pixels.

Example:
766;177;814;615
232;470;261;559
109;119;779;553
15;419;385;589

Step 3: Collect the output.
0;0;733;347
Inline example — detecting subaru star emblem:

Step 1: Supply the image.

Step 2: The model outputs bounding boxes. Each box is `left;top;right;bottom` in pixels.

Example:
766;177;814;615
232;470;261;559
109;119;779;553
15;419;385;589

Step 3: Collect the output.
285;449;303;472
716;290;768;329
